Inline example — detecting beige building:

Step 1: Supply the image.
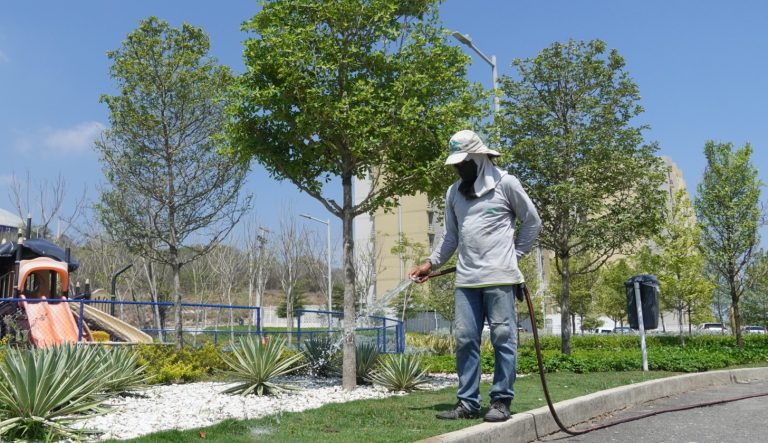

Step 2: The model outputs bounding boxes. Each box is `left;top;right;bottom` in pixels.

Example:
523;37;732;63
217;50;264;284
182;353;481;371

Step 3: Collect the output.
353;176;439;308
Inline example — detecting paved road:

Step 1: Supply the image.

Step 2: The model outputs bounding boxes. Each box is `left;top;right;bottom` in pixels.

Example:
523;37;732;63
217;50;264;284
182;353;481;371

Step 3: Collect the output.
536;380;768;443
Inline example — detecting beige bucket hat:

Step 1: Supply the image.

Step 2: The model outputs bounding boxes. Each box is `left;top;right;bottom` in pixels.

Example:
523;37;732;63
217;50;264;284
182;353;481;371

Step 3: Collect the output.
445;130;501;165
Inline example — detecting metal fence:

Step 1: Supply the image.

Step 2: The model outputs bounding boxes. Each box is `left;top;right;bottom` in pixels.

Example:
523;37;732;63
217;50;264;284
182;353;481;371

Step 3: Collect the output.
405;310;452;334
0;298;404;353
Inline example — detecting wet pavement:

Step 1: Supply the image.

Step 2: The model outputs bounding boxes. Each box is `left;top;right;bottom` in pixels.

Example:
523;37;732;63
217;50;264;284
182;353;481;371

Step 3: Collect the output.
536;380;768;443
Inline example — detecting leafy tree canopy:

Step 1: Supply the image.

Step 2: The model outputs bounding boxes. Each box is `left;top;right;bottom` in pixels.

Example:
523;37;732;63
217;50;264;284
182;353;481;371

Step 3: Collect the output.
226;0;485;216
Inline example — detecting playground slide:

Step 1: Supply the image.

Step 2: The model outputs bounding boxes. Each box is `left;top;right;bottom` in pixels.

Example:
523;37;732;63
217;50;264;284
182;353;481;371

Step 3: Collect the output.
21;297;85;347
73;304;152;344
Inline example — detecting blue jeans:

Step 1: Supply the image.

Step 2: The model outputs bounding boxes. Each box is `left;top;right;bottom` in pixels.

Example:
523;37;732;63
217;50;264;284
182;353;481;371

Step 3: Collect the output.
454;285;517;413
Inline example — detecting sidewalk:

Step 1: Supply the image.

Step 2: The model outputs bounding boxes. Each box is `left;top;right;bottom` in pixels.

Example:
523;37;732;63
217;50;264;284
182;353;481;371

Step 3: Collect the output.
416;367;768;443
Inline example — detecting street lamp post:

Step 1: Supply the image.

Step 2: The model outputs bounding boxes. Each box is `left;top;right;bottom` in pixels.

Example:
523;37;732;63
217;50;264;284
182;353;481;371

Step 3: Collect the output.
299;214;332;328
452;32;500;114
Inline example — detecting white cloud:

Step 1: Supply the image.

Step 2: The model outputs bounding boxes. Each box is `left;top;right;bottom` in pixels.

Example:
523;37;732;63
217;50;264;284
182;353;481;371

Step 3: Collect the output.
0;49;8;63
42;121;105;154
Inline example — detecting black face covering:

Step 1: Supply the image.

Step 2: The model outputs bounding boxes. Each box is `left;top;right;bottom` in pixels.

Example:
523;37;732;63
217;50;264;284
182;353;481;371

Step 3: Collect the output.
454;159;478;199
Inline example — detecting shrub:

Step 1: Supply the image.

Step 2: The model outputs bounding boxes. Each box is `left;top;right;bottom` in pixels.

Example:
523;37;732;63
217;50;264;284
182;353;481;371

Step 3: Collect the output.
0;345;114;441
405;333;454;356
98;346;150;392
136;342;225;384
222;336;304;396
91;330;111;342
356;342;380;384
421;354;455;374
366;354;430;392
301;335;341;378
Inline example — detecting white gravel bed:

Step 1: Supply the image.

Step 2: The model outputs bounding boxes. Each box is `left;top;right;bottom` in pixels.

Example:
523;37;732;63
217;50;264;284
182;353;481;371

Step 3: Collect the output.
75;374;461;441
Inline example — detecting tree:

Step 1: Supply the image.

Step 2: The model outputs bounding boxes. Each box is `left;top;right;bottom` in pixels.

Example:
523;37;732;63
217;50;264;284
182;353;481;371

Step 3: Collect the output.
243;218;272;326
8;171;86;241
638;189;714;343
548;254;598;335
742;251;768;327
695;141;762;347
96;17;251;347
226;0;483;389
206;243;246;340
497;39;666;354
593;259;632;328
275;210;309;345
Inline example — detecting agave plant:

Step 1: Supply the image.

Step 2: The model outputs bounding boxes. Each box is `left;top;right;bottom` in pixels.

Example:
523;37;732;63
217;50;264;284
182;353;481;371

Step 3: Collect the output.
366;353;430;392
0;344;116;441
221;336;305;396
97;346;151;393
355;342;380;384
302;335;341;378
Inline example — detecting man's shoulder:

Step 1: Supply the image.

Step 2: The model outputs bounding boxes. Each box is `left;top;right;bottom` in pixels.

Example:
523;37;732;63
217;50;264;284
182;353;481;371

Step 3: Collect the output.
498;173;522;188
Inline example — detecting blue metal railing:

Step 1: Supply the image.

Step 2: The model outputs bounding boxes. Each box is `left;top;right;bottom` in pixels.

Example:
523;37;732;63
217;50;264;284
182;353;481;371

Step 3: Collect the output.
295;309;403;353
0;298;404;353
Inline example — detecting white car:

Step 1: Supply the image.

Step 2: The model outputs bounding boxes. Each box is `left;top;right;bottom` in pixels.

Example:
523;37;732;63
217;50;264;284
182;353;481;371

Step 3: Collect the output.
697;323;727;333
743;326;766;334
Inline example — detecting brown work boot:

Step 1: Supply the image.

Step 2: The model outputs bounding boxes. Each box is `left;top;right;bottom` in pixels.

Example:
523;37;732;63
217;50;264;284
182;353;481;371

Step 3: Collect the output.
484;398;512;422
436;401;479;420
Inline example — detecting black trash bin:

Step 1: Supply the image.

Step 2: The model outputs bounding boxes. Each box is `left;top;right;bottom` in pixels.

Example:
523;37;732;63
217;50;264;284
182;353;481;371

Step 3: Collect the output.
624;275;660;330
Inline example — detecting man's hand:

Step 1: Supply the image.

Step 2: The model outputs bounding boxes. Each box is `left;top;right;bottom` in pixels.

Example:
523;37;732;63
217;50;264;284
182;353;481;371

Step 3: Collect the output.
408;261;432;284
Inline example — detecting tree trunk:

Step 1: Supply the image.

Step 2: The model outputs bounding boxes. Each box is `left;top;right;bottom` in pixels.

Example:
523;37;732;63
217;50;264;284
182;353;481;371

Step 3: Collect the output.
143;259;163;340
173;261;183;348
731;284;743;348
560;255;572;355
342;176;357;390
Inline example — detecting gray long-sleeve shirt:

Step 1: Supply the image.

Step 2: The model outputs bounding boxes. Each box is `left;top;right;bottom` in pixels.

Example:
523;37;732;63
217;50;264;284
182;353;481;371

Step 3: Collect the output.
428;174;541;287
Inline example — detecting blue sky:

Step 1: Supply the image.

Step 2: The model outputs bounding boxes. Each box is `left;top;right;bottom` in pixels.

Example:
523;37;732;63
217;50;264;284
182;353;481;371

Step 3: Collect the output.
1;0;766;253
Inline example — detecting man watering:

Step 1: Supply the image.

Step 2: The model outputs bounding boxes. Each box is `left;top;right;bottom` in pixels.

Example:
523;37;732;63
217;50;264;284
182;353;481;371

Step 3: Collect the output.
409;130;541;422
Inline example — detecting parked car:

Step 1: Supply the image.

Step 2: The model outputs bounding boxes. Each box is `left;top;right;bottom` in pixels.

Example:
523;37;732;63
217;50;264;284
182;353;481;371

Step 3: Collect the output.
743;325;767;334
613;326;634;334
697;323;727;333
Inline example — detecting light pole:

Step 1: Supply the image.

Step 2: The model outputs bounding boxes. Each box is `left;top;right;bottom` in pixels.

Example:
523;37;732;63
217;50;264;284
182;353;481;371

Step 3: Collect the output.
255;226;271;330
452;32;500;114
299;213;332;328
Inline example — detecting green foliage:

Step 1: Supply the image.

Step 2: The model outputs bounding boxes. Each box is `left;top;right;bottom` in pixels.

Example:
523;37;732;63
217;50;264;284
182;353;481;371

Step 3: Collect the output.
498;39;666;353
423;334;768;375
741;251;768;326
277;290;308;319
420;354;455;374
98;347;150;393
406;333;454;355
593;259;635;325
695;141;763;347
355;342;381;385
301;335;341;378
366;354;430;392
639;189;714;341
227;0;485;208
0;345;114;441
221;336;304;396
136;342;225;384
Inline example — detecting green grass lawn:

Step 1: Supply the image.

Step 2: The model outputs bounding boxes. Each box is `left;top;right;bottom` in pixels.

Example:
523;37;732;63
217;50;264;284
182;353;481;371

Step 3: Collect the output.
104;371;675;443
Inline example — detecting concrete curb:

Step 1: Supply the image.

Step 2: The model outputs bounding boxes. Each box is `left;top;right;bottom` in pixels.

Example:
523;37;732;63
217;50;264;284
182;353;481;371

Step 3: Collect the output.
416;367;768;443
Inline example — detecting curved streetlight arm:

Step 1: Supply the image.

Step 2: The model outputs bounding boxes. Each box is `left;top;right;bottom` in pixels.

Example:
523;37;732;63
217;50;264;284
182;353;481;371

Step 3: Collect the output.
452;32;494;67
451;31;500;114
